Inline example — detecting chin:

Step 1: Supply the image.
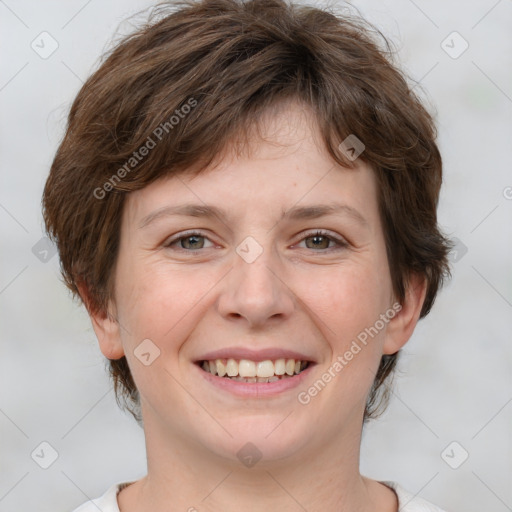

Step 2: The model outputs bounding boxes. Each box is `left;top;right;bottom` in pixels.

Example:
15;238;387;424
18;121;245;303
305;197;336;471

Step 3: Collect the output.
197;414;312;466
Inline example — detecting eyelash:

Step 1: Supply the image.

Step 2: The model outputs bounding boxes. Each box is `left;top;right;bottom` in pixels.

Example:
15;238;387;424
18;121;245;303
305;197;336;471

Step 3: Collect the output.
164;229;349;253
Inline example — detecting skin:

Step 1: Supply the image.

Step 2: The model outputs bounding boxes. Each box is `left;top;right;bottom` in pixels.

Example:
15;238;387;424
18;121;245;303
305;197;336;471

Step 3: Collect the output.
85;99;426;512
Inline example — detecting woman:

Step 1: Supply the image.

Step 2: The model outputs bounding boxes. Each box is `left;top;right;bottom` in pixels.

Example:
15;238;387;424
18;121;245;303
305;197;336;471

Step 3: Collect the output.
42;0;452;510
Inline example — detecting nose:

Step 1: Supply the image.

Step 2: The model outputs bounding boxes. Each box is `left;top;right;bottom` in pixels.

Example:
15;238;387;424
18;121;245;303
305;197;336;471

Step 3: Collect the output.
217;238;295;329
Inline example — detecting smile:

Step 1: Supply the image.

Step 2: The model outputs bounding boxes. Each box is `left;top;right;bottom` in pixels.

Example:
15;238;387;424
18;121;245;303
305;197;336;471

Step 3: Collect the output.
198;358;310;383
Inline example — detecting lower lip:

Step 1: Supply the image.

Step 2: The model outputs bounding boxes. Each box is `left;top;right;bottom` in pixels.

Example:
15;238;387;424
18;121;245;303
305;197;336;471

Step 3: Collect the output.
194;362;315;398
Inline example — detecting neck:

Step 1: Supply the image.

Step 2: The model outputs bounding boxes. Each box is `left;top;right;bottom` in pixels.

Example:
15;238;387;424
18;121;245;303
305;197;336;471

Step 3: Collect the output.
118;409;397;512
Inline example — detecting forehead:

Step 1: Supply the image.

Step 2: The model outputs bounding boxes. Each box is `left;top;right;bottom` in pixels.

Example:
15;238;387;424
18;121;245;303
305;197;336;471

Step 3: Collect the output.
123;100;379;231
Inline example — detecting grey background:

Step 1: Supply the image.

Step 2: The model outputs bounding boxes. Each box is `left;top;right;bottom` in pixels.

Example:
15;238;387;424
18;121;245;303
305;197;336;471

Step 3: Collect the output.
1;0;511;511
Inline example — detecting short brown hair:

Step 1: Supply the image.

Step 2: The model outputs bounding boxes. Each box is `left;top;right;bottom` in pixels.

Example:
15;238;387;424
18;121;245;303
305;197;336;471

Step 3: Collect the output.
42;0;452;423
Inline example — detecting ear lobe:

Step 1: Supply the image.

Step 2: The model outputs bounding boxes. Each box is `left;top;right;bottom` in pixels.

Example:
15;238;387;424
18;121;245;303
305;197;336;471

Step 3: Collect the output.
77;280;125;360
383;273;427;355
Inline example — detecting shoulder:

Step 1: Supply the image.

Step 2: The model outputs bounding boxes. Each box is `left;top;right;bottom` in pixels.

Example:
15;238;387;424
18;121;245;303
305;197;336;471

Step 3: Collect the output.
70;482;133;512
381;481;448;512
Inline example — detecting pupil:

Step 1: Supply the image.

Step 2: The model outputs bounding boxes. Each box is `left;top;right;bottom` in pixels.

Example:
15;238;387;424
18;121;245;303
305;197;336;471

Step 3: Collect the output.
184;235;203;249
308;235;328;249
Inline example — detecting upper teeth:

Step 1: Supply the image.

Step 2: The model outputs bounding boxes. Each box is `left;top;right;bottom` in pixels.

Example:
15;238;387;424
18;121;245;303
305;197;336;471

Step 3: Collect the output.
201;358;308;378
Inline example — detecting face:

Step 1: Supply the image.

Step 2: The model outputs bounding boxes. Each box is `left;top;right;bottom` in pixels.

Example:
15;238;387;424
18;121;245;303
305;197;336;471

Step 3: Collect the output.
94;100;421;467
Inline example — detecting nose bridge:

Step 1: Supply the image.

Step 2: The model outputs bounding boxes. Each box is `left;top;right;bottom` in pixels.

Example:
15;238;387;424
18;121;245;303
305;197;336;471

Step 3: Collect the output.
218;233;295;326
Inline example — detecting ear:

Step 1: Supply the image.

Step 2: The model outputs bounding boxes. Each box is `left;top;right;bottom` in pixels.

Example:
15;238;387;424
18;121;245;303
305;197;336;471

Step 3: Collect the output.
383;273;427;355
77;280;125;360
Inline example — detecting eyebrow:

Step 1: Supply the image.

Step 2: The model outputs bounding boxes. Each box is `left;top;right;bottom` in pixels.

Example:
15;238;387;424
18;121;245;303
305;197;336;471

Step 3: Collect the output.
139;202;369;229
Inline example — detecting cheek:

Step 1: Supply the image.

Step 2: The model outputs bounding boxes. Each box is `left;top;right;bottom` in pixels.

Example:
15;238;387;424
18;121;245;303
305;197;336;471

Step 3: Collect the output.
113;263;212;403
300;261;391;392
302;263;390;343
291;264;393;426
115;259;218;349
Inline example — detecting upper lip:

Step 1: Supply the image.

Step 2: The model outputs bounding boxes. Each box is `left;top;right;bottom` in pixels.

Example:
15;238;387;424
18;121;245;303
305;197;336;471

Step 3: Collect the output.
195;347;316;363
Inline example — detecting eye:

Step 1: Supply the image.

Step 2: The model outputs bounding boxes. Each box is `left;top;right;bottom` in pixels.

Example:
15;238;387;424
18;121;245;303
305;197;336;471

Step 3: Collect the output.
163;229;349;253
164;231;215;251
297;230;349;251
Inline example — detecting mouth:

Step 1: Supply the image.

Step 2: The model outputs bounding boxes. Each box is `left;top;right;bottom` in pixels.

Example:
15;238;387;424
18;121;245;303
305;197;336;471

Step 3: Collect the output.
195;358;311;383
